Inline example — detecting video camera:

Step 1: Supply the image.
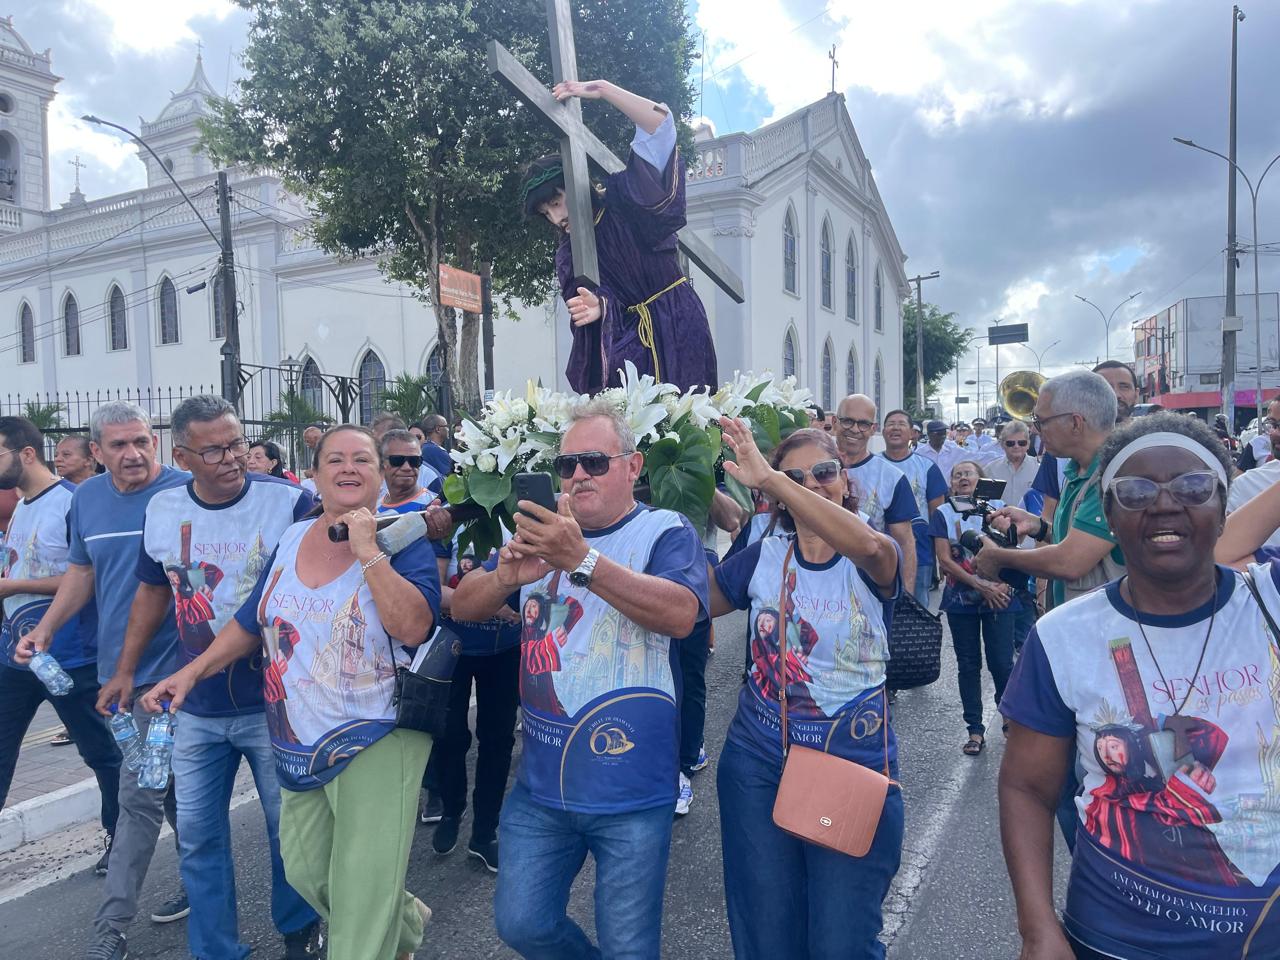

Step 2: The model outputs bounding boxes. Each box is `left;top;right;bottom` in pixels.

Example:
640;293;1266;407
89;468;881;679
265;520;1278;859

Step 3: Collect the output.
946;478;1019;551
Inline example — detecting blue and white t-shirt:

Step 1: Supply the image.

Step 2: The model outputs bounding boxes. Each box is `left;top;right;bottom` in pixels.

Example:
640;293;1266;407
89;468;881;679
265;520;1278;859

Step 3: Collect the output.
928;500;1028;614
136;474;315;717
69;466;189;686
714;535;900;771
439;525;519;658
491;504;708;814
881;452;946;566
844;454;919;534
1031;454;1068;505
724;512;782;562
1;480;97;670
236;521;440;791
1000;567;1280;959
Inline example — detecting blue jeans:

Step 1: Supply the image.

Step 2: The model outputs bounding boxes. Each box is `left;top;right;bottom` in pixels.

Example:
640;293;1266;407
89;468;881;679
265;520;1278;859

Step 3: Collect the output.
172;711;317;960
1011;588;1038;654
912;561;933;609
946;611;1015;736
717;737;903;959
494;780;674;960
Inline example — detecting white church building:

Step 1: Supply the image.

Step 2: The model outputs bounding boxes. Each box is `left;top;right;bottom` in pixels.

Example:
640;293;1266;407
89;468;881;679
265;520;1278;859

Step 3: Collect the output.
0;16;909;429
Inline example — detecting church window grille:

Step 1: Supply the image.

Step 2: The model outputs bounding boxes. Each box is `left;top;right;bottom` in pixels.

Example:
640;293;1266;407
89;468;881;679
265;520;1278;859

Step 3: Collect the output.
159;278;179;344
820;220;833;309
359;350;387;425
425;343;445;385
874;267;883;332
821;341;833;410
874;355;884;413
18;303;34;363
300;358;324;411
63;295;81;356
108;285;128;351
847;346;859;395
783;209;798;294
783;328;797;379
845;239;857;321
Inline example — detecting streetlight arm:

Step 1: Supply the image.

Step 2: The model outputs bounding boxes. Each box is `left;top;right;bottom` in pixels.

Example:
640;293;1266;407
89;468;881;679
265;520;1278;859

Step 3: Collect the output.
82;114;224;250
1173;137;1256;195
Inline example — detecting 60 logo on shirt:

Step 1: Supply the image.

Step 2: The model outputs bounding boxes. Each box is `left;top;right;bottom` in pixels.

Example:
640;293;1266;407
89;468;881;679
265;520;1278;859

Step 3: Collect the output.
588;718;637;757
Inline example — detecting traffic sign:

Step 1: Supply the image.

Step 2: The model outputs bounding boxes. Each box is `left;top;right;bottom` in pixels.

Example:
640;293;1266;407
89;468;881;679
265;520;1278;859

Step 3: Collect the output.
988;323;1028;345
955;396;970;404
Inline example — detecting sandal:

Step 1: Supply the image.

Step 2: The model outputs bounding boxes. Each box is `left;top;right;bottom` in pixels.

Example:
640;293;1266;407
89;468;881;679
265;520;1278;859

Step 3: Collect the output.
962;735;985;756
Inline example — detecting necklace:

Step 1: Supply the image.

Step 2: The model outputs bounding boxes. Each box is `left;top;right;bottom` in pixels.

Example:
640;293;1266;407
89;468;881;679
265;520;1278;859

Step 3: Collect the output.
1125;573;1216;718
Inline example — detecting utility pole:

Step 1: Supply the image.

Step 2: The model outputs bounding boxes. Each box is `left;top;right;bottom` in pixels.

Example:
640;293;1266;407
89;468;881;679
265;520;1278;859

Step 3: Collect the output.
480;261;496;393
1222;5;1245;431
908;271;940;415
216;171;241;410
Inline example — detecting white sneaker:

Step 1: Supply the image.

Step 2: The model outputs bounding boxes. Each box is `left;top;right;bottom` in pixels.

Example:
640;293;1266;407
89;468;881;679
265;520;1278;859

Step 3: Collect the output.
675;773;693;816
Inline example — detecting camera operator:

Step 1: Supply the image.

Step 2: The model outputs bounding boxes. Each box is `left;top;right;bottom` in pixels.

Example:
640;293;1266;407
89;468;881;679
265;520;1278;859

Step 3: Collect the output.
972;370;1125;609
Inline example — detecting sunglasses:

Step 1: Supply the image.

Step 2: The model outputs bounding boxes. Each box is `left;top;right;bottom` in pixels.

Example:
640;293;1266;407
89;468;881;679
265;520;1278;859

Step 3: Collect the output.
782;458;843;485
552;451;628;479
385;455;422;469
1108;471;1218;511
1004;439;1028;448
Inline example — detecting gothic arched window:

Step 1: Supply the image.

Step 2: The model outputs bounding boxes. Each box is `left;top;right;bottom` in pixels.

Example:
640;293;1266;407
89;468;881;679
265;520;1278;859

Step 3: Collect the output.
107;285;127;351
821;340;833;410
300;357;324;411
359;350;387;424
63;294;80;356
845;238;857;321
425;343;445;385
847;345;859;395
820;219;833;309
874;267;884;332
159;277;179;344
18;302;34;363
783;327;798;379
874;354;884;413
783;208;798;294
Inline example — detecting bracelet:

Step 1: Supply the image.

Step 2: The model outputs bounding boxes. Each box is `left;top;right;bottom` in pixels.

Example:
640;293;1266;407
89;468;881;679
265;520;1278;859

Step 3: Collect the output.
1033;518;1050;543
361;552;388;573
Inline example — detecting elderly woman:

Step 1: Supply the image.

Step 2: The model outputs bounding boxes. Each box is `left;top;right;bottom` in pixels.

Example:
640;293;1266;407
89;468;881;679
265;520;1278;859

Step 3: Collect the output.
710;421;902;958
144;425;441;960
929;460;1023;755
999;412;1279;960
247;439;295;481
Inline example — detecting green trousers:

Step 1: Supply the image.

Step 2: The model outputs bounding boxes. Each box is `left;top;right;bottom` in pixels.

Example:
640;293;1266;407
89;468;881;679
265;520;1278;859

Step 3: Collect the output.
280;729;432;960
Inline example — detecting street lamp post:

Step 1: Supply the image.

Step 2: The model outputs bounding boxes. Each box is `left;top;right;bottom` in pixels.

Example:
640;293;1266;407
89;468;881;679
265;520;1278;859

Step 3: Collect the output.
1074;292;1141;360
1174;137;1280;425
1013;339;1062;374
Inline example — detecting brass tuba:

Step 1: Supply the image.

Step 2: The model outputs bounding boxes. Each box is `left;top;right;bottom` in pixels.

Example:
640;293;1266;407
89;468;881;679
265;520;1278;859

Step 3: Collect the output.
1000;370;1045;421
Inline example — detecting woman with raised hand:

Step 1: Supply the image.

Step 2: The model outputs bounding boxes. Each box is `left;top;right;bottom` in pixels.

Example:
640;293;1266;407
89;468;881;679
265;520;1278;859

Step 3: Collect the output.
709;419;902;958
1000;412;1280;960
143;425;441;960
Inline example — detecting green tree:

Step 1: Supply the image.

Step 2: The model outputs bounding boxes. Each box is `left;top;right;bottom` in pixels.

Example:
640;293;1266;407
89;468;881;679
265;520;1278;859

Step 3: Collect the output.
22;401;66;440
902;300;971;416
260;389;334;471
380;373;436;427
202;0;696;411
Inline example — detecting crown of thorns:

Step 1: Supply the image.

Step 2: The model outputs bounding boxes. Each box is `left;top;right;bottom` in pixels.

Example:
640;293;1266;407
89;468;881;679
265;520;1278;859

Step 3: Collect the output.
520;164;564;205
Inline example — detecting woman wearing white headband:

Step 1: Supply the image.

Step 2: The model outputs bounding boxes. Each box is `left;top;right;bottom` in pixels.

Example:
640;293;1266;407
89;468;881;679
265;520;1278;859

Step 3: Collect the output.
997;412;1279;960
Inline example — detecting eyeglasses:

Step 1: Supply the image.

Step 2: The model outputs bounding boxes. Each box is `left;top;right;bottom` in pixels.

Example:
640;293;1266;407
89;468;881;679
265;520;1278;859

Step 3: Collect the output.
552;451;628;479
385;455;422;469
1265;419;1280;430
1004;439;1028;448
1108;471;1219;511
835;416;876;432
782;458;843;485
178;438;249;465
1030;412;1077;430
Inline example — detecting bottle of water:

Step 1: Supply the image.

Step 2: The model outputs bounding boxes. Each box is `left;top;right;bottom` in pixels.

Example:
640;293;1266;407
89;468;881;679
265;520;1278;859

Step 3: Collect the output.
109;706;145;772
29;651;74;696
138;704;176;791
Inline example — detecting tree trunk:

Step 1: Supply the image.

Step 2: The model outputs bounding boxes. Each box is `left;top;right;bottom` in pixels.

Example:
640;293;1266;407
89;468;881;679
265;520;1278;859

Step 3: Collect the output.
406;194;462;418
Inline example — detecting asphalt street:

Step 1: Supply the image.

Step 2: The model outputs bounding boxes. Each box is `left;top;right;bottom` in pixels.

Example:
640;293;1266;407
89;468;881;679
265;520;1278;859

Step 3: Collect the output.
0;604;1068;959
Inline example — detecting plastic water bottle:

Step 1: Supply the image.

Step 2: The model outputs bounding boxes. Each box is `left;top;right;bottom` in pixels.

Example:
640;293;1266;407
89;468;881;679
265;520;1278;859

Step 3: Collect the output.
109;706;145;772
29;651;73;696
138;705;176;790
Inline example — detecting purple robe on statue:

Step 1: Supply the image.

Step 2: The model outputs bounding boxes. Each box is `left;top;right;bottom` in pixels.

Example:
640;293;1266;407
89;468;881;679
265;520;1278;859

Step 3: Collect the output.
557;116;718;394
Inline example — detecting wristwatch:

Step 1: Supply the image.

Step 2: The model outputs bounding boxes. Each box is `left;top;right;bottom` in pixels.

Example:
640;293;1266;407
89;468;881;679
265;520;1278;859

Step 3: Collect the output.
569;548;600;588
1032;518;1050;543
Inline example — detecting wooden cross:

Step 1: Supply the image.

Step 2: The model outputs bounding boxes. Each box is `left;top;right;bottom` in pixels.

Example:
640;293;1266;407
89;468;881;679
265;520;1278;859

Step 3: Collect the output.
488;0;746;309
68;155;85;191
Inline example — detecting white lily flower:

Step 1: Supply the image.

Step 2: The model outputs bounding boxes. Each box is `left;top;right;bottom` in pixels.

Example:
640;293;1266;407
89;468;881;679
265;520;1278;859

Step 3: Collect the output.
670;388;721;428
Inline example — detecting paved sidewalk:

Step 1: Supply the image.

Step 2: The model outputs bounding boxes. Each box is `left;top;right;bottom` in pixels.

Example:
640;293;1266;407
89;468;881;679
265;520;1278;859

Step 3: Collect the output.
7;702;100;806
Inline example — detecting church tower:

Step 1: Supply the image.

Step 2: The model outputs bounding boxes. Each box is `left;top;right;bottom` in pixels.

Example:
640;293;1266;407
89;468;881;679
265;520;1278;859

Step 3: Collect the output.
138;51;217;187
0;17;60;233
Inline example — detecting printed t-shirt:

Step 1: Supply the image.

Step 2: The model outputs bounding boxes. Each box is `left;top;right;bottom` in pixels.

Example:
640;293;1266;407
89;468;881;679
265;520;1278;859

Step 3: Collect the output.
235;520;441;790
1236;434;1271;472
928;500;1028;614
1;480;97;670
1227;460;1280;550
844;454;919;534
69;465;189;686
438;525;519;658
137;474;314;717
724;512;781;562
880;452;946;566
1052;453;1125;609
1000;567;1280;960
714;535;900;772
377;487;438;516
486;504;708;815
421;441;453;478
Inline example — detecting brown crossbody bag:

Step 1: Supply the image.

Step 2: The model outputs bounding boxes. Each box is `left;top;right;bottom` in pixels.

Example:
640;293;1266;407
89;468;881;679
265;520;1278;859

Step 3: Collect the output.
770;540;897;857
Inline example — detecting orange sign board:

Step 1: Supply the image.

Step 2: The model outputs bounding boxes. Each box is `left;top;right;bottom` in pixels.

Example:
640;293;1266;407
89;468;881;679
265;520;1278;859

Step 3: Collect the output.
438;264;483;313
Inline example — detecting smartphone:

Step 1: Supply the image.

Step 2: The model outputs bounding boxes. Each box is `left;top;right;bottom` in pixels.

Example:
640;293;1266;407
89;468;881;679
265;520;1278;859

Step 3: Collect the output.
514;472;557;516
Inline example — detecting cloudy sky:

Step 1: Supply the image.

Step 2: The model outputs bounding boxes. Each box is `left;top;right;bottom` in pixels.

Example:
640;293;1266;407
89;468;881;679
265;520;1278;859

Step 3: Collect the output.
18;0;1280;419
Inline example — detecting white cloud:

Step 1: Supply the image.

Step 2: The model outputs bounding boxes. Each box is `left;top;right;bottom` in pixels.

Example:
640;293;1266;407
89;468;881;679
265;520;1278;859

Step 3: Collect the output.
47;97;147;200
66;0;237;55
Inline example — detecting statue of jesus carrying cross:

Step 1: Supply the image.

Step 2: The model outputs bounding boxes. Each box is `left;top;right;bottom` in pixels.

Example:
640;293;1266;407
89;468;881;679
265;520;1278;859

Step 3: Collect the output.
518;79;718;395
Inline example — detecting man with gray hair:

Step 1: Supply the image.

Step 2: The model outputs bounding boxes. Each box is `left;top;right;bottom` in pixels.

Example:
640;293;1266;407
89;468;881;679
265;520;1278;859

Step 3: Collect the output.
452;394;708;960
17;400;190;959
974;369;1125;610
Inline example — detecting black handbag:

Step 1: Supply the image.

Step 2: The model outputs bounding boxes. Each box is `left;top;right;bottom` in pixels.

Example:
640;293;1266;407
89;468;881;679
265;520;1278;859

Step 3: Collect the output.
885;591;943;691
388;625;462;738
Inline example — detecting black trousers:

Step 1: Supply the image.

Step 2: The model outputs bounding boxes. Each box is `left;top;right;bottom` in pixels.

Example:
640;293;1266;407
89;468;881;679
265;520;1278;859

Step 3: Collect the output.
0;662;122;835
435;645;520;841
679;624;710;776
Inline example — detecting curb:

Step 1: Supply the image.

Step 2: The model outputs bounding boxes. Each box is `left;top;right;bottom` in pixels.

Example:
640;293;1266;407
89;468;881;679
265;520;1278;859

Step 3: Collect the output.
0;777;101;853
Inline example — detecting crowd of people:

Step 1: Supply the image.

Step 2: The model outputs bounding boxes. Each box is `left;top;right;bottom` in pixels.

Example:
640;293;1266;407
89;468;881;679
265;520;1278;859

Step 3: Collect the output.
0;362;1276;960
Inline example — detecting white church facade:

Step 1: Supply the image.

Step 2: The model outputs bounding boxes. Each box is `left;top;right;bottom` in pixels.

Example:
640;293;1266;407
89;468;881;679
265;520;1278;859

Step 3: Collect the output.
0;17;909;427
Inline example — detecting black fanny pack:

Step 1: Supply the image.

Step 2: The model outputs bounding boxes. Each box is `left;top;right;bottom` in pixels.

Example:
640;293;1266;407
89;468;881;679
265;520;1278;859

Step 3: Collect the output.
389;625;461;737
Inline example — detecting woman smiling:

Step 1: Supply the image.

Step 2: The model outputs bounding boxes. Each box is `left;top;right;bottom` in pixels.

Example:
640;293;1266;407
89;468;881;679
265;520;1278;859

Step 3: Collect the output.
998;413;1280;960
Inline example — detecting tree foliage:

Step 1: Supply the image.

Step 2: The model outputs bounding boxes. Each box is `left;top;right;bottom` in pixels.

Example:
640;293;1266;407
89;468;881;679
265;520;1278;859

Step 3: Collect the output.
22;401;66;438
902;300;971;416
260;388;334;470
379;373;436;427
202;0;697;412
